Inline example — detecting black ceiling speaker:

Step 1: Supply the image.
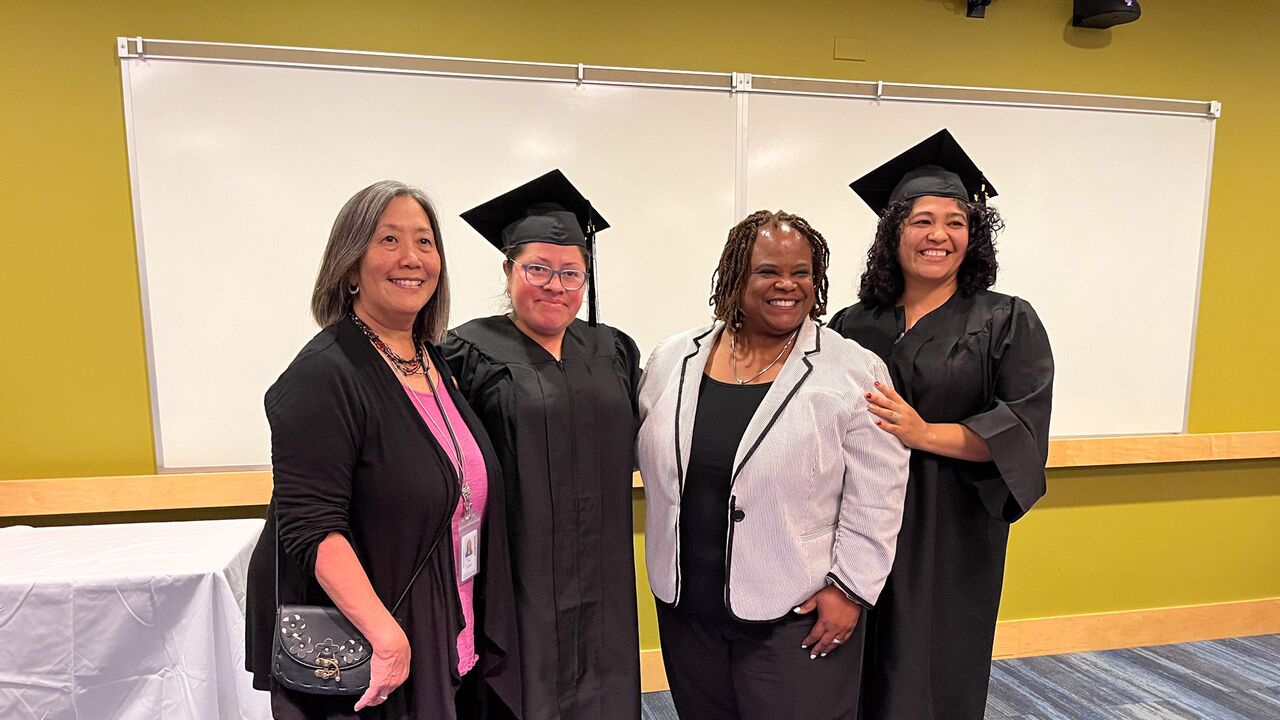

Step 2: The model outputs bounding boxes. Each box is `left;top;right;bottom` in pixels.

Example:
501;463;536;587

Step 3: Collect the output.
967;0;992;18
1073;0;1141;28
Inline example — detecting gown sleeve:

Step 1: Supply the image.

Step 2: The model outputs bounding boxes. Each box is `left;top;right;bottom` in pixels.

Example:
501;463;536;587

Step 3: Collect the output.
439;326;518;454
828;305;848;331
440;329;481;397
613;328;643;415
959;298;1055;522
265;351;364;575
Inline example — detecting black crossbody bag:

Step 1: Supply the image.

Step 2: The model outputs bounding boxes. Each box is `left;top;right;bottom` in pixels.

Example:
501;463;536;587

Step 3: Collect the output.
269;513;445;695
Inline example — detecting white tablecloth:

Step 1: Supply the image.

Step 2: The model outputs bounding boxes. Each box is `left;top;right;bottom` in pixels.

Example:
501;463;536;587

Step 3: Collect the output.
0;519;272;719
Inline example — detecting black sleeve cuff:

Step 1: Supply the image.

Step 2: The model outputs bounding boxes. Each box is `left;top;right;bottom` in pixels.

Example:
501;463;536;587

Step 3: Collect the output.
826;573;873;608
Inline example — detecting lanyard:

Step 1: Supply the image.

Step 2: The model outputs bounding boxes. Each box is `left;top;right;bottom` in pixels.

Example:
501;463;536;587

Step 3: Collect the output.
405;357;474;520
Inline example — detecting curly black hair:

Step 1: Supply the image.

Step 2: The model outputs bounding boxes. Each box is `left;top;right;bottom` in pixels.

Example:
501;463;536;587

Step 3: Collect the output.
857;198;1004;309
710;210;831;327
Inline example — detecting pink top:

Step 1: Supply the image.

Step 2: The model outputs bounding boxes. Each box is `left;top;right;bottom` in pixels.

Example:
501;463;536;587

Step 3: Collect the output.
404;383;488;676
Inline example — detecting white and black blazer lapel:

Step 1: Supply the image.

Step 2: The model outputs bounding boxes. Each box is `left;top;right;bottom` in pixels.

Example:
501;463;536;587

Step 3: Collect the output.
673;324;720;488
730;319;822;487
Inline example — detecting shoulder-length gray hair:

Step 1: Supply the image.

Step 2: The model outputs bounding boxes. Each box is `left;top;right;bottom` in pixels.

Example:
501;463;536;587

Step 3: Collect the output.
311;181;451;341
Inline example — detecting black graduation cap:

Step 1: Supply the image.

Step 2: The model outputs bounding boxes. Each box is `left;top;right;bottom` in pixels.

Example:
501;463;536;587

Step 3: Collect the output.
849;129;997;215
460;169;610;324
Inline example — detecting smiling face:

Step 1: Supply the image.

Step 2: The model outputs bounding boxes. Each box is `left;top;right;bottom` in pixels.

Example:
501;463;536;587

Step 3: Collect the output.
737;223;816;338
897;195;970;290
506;241;588;342
350;195;441;329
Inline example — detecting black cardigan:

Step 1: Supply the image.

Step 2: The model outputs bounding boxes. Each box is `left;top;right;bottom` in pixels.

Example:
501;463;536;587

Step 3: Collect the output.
245;316;521;719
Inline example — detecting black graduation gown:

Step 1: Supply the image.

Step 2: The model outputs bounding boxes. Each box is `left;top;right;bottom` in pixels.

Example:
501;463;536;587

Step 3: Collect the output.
829;290;1053;720
441;316;642;720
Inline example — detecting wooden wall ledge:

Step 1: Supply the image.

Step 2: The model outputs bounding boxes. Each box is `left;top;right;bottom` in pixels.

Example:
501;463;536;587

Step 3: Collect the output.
1;470;273;518
2;432;1277;518
1046;430;1280;468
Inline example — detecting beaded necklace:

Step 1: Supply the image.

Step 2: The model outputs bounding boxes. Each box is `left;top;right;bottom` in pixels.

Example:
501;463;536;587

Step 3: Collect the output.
349;312;426;376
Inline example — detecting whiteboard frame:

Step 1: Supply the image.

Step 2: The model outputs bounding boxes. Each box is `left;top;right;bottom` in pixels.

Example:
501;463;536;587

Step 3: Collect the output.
116;37;1220;118
1184;121;1218;434
119;52;174;471
117;37;1219;469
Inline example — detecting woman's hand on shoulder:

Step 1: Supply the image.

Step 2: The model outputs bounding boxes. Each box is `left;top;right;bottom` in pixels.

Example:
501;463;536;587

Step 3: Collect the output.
353;621;411;711
867;381;994;461
794;585;862;659
866;381;930;449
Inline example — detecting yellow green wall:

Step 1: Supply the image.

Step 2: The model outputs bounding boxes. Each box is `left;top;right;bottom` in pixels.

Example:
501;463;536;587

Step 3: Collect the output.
4;1;1278;651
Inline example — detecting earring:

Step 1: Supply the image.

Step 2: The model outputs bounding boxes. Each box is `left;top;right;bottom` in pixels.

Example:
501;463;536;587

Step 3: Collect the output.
348;284;359;295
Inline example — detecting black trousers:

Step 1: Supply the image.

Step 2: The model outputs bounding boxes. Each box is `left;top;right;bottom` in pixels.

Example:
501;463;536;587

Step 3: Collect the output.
656;602;866;720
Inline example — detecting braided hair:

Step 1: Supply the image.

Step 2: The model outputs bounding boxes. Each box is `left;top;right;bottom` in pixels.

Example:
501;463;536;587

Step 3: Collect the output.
710;210;831;328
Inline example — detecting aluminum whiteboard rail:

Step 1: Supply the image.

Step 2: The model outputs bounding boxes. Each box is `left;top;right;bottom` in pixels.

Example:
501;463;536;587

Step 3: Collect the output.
733;73;752;220
117;42;168;472
1182;119;1219;433
117;37;1218;117
750;74;1219;119
116;37;735;92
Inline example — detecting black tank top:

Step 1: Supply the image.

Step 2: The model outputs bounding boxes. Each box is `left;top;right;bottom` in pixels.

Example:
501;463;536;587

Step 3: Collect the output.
676;374;772;622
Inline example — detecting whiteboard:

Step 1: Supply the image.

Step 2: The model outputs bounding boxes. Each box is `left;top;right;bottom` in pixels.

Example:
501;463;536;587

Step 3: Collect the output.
125;60;736;469
121;46;1214;470
743;93;1214;438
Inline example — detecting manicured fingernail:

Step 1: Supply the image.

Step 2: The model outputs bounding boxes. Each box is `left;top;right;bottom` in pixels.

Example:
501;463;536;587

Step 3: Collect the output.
800;644;809;649
821;652;828;657
874;381;881;387
793;606;803;613
865;392;872;399
809;654;817;660
875;420;883;426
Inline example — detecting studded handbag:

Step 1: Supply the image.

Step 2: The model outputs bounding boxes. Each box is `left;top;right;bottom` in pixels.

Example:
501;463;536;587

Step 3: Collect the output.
269;515;446;695
271;603;375;694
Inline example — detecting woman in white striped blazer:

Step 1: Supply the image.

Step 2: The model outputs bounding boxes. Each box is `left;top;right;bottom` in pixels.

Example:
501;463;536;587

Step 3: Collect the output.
636;210;910;720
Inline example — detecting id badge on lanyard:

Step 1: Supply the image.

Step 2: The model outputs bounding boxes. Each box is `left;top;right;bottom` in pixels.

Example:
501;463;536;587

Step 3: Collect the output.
456;511;482;583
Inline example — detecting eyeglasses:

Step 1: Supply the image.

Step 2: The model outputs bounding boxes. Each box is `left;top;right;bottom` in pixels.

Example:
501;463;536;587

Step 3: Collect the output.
517;263;589;291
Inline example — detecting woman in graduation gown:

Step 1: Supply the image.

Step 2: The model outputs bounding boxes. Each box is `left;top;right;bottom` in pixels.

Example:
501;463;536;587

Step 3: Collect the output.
441;170;642;720
828;130;1054;720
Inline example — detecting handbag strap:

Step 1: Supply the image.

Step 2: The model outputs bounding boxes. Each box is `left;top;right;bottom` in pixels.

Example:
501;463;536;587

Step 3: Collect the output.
386;365;461;615
275;356;462;619
275;500;449;619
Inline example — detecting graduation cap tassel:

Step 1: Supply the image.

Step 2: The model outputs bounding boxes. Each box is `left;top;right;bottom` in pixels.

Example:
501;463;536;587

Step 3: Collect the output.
459;169;609;326
587;202;599;327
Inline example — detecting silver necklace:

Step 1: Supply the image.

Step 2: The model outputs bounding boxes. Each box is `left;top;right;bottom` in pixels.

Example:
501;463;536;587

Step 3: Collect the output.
730;328;799;385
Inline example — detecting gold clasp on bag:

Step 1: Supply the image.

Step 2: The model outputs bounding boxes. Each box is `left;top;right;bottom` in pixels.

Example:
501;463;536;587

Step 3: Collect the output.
314;656;341;681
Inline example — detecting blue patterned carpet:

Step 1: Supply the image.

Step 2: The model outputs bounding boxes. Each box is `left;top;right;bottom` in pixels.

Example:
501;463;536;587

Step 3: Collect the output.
641;634;1280;719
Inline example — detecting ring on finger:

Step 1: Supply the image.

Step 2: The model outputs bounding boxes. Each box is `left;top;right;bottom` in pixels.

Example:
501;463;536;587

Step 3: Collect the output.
889;411;902;423
832;637;842;644
379;696;389;701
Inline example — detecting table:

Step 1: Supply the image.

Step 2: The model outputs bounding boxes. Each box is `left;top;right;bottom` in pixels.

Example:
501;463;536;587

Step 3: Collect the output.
0;519;272;719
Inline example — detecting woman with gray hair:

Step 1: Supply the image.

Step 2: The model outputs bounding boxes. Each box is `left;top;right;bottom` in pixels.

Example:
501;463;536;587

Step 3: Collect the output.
245;181;521;719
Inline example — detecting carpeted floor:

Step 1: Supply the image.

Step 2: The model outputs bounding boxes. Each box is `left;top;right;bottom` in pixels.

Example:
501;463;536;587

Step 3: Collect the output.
640;634;1280;719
